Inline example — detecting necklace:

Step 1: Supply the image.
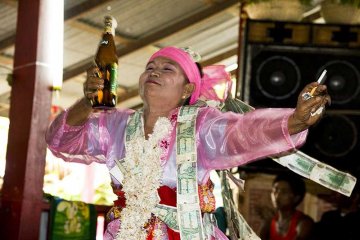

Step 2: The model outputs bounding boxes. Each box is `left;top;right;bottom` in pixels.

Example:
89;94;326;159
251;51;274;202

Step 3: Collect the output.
277;219;290;234
276;215;291;235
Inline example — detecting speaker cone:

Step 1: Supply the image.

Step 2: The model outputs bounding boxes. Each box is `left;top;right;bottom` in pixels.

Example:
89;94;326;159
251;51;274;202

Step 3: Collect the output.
313;115;357;158
318;61;360;105
256;56;301;100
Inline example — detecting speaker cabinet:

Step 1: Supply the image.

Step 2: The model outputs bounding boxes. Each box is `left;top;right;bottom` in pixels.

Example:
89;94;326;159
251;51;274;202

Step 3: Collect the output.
241;20;360;110
239;20;360;175
302;112;360;174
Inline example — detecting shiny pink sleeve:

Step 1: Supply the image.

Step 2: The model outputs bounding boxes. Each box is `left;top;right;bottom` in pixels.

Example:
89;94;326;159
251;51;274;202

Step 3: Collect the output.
45;108;131;167
196;107;308;170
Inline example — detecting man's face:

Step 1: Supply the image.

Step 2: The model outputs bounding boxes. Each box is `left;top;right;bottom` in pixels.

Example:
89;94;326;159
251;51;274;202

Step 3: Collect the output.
271;181;298;210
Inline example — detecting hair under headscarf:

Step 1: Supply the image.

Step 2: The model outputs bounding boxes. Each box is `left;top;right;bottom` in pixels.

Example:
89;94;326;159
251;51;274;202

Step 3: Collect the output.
149;46;232;104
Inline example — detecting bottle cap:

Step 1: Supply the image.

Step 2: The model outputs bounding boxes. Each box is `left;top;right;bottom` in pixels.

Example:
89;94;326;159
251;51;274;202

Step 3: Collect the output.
104;15;118;30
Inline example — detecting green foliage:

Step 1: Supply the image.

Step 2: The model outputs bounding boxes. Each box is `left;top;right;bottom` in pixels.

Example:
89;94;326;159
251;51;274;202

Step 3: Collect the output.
6;74;12;86
93;181;116;205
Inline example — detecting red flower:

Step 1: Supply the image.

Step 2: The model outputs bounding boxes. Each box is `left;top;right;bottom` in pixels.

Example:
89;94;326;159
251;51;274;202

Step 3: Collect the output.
160;140;169;149
170;113;177;123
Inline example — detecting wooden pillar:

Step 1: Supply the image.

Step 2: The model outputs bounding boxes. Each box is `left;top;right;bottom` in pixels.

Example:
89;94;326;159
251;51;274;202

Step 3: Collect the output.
0;0;63;239
235;2;247;99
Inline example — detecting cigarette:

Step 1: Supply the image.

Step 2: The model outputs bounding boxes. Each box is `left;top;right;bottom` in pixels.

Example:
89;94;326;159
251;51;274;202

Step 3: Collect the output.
317;70;327;84
310;69;327;96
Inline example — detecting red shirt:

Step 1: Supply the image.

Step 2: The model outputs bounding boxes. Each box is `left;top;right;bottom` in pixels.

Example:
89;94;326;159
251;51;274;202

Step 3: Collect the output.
270;211;303;240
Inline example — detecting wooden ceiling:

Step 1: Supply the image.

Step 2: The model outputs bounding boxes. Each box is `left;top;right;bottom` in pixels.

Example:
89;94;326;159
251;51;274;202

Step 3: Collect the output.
0;0;324;117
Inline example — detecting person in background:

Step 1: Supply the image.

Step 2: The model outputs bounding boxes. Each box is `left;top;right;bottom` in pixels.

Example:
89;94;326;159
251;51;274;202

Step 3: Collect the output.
259;172;314;240
314;182;360;240
46;46;330;240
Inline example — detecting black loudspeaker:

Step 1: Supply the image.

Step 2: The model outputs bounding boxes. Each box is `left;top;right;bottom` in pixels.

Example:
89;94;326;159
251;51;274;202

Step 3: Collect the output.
301;112;360;174
246;49;360;110
239;19;360;175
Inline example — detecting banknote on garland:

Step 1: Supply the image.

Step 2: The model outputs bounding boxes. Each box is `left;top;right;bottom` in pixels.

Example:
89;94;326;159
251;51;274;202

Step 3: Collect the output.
222;97;357;196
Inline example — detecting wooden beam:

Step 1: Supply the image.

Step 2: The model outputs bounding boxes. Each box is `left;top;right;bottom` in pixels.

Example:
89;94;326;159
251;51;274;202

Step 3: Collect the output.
0;0;17;7
0;54;13;65
63;0;240;81
201;47;238;66
0;34;16;52
0;92;10;103
68;20;135;44
64;0;113;21
0;0;112;52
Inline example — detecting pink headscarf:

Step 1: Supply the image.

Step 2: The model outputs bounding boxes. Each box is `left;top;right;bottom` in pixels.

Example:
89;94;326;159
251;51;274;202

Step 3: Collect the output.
149;46;232;104
202;65;232;102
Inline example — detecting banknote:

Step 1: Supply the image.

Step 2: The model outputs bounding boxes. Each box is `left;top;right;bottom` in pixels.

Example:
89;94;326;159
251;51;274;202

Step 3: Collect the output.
222;98;357;196
114;159;128;174
177;162;198;201
177;162;197;177
178;106;198;122
178;206;205;240
176;106;205;239
177;154;196;165
177;194;198;205
273;151;357;196
177;121;196;155
220;171;261;240
153;204;207;239
125;111;141;141
152;204;179;231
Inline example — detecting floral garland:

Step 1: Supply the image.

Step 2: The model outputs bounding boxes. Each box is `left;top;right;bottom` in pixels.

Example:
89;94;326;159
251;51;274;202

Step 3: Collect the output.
115;117;172;240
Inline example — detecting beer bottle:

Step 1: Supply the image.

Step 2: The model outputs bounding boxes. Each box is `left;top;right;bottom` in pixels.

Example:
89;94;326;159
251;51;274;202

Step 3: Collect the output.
92;16;118;108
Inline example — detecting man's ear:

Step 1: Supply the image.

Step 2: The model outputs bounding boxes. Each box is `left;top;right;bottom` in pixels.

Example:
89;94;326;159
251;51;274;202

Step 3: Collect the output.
183;83;195;99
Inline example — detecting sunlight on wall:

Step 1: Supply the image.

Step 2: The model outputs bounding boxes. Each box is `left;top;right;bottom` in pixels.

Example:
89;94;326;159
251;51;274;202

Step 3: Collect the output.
44;150;115;205
0;116;114;205
0;116;9;188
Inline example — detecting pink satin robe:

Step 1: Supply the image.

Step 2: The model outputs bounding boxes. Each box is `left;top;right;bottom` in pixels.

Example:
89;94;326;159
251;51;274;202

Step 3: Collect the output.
46;106;308;239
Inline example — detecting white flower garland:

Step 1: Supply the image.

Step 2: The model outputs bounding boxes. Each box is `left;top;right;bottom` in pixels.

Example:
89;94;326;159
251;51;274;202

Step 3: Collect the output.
116;117;171;240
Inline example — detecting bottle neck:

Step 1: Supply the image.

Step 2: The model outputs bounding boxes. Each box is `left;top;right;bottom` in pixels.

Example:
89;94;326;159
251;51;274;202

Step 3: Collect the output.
104;25;115;35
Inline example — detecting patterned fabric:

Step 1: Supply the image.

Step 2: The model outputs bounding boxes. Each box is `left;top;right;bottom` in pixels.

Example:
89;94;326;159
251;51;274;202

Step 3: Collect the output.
46;107;307;179
106;184;126;222
199;179;216;213
49;197;97;240
107;182;216;239
46;106;308;239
